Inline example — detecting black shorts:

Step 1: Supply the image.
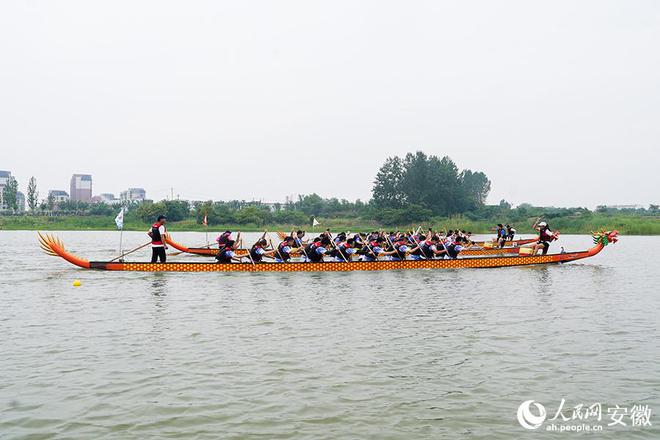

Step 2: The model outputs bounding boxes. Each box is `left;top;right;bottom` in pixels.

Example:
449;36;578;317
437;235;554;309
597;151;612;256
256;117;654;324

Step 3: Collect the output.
151;247;166;263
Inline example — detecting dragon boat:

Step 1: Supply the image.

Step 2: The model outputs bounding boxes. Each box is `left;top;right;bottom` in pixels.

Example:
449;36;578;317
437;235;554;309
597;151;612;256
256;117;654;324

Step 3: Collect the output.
165;236;529;257
39;231;618;273
274;231;535;247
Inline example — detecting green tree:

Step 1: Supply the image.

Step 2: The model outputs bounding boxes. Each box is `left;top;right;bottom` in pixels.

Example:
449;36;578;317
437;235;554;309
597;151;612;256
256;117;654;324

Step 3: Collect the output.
235;206;271;225
46;192;55;211
2;176;18;211
372;156;406;208
135;201;167;223
27;176;39;211
296;194;324;216
162;200;190;222
460;170;491;209
371;151;490;217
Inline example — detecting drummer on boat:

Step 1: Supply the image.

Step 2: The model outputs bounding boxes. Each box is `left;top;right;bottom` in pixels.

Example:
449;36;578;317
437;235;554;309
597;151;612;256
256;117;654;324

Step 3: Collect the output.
531;220;559;255
148;215;168;263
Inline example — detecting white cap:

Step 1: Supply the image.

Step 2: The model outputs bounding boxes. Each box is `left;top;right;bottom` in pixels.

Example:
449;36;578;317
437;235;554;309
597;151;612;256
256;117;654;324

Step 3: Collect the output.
538;222;547;227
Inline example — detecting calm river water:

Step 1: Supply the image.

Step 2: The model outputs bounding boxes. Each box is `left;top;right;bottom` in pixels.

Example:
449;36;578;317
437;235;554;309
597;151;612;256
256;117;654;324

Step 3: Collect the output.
1;231;658;439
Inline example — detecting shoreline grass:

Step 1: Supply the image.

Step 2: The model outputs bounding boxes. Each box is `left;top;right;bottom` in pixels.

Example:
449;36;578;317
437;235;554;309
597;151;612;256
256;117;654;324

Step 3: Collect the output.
1;214;659;235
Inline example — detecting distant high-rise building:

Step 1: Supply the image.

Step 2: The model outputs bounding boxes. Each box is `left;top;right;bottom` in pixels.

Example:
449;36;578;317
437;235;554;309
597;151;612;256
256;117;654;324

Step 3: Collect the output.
120;188;146;202
70;174;92;202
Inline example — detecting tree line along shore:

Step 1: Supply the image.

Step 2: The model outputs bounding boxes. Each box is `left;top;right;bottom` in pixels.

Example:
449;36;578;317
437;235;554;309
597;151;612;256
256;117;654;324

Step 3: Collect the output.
3;151;658;235
1;211;658;235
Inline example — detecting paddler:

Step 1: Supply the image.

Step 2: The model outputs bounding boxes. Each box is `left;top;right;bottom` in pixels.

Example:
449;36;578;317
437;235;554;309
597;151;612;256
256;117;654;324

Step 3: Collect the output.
438;235;465;259
383;237;410;261
275;236;297;263
303;237;331;262
332;237;356;262
360;237;386;262
148;215;168;263
409;234;437;260
249;238;277;263
532;221;559;255
216;230;232;249
215;239;245;263
495;223;507;248
505;224;516;241
293;230;307;247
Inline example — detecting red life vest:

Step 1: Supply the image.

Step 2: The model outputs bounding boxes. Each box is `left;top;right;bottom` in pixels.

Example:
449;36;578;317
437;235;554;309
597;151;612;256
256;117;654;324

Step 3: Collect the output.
277;241;292;261
250;245;264;262
539;228;556;242
150;223;164;245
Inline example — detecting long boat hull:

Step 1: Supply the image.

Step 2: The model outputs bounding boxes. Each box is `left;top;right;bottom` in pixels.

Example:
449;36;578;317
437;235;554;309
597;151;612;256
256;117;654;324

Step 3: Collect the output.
39;233;612;273
165;237;529;257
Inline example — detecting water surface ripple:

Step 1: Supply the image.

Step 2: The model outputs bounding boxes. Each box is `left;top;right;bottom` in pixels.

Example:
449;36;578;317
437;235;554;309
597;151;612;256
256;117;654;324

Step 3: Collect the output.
1;231;658;439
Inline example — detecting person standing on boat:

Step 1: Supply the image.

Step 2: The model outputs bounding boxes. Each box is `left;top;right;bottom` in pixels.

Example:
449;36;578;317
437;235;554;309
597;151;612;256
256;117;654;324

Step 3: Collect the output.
148;215;168;263
532;221;559;255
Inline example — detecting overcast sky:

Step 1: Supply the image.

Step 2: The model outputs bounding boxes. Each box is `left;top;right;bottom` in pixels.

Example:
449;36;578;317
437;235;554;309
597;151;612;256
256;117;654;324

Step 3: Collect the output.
1;1;658;208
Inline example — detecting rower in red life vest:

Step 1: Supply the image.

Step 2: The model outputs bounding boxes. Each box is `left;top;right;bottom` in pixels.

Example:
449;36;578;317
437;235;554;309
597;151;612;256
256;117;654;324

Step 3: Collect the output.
249;238;277;263
438;235;465;259
532;221;559;255
215;239;246;263
409;235;440;260
303;237;331;262
360;236;387;262
384;238;410;261
332;237;356;262
290;230;307;247
216;231;232;249
275;236;298;263
148;215;168;263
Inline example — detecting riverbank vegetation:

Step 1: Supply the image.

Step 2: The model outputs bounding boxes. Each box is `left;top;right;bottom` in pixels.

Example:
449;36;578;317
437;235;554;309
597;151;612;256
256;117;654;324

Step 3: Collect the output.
2;151;658;234
2;204;658;235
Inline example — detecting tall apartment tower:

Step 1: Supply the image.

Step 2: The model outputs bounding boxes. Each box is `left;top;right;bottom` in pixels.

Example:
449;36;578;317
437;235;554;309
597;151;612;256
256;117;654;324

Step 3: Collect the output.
70;174;92;202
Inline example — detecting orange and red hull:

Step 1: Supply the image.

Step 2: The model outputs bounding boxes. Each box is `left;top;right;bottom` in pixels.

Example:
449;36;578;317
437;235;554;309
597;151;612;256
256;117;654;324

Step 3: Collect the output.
39;232;606;273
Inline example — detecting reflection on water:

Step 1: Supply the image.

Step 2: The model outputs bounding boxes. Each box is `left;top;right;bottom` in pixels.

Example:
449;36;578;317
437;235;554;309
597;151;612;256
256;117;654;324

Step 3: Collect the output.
150;272;169;297
0;231;659;439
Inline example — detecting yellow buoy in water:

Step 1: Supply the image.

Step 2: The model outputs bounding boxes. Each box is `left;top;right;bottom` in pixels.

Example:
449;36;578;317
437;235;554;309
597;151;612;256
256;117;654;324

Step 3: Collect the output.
73;279;82;287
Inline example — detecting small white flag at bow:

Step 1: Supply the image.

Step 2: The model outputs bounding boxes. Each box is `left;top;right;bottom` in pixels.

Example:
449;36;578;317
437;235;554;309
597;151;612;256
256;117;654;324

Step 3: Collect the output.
115;208;125;230
312;217;319;227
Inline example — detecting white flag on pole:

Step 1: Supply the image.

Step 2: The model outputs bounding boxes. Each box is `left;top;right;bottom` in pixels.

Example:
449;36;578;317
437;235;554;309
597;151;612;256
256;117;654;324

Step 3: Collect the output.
115;208;125;230
312;217;319;227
